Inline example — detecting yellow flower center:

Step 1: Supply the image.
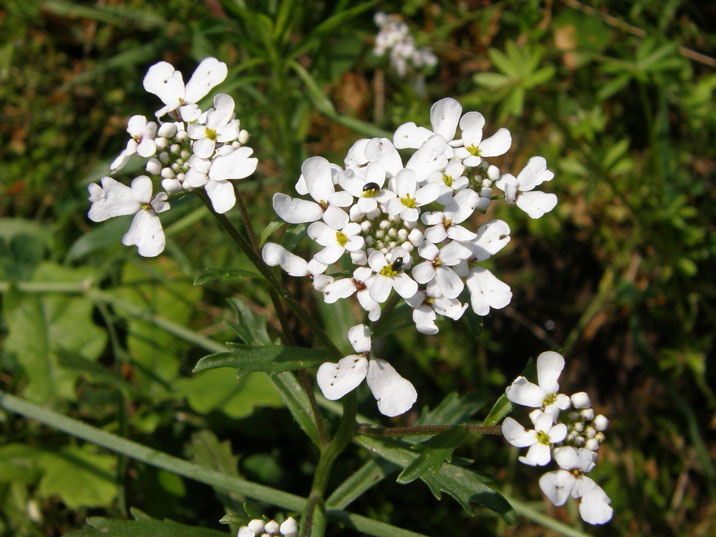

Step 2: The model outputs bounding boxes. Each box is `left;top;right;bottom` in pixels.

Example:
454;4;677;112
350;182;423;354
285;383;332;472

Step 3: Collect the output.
443;173;452;187
206;128;217;141
543;393;557;407
536;430;551;445
400;194;417;208
466;144;481;156
379;264;397;277
336;231;348;247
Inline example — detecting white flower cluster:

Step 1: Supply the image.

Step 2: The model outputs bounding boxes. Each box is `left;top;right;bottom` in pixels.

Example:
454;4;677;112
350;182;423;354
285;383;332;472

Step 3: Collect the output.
373;12;437;77
237;517;297;537
502;351;612;525
317;324;417;417
263;98;557;335
87;57;258;256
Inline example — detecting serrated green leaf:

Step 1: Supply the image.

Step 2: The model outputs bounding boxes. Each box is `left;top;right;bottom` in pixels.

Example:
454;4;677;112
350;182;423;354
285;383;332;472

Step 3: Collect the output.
194;344;333;377
226;297;272;345
64;511;227;537
397;426;469;484
355;435;514;522
4;263;106;403
194;268;258;286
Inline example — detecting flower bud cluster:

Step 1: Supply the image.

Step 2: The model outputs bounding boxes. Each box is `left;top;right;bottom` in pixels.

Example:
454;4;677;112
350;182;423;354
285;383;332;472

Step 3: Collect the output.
502;351;612;525
87;57;258;256
373;11;437;76
237;517;297;537
264;98;557;335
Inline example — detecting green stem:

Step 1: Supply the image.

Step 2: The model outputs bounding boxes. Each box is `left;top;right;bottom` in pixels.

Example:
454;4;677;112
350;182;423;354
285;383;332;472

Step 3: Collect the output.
356;424;502;437
196;190;341;357
0;390;427;537
303;393;357;537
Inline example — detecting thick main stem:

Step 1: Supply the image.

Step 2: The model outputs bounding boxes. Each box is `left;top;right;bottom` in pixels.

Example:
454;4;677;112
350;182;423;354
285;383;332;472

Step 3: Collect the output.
302;393;357;537
231;187;328;446
197;191;342;357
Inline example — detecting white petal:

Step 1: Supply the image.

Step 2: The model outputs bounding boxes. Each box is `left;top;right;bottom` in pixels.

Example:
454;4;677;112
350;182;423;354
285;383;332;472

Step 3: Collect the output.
323;278;357;303
516;156;553;191
365;138;403;177
539;470;575;506
393;122;432;149
516;191;558;219
368;274;392;303
413;305;438;334
392;273;418;298
406;135;448;182
578;481;613;524
209;146;258;181
433;297;467;320
347;324;371;353
143;61;184;108
439;240;472;265
549;423;568;443
316;355;368;400
207;93;235;129
205;179;236;214
315;244;344;264
262;242;309;277
415;182;440;206
184;57;228;104
536;351;565;394
307;221;337;245
303;156;335;203
519;442;551;466
465;267;512;315
505;376;545;408
356;289;381;321
470;220;510;261
192;137;216;159
424;224;447;245
479;128;512;157
122;209;165;257
322;206;349;229
272;193;322;223
366;359;417;417
412;262;435;284
501;417;537;447
430;97;462;141
553;446;579;470
368;251;388;272
130;175;153;204
136;138;157;158
87;177;140;221
435;267;463;299
459;111;485;146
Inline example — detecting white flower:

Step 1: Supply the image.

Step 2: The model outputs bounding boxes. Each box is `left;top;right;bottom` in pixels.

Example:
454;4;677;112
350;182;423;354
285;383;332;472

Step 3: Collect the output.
404;284;467;334
338;164;395;214
539;447;613;525
261;242;331;291
273;156;352;227
316;324;417;417
365;248;418;303
386;168;440;222
412;241;472;299
187;94;239;158
322;267;381;321
421;188;480;243
505;351;571;420
87;176;169;257
110;115;158;171
394;97;462;149
143;57;228;119
307;220;365;264
453;112;512;167
464;266;512;316
495;156;557;219
425;159;469;204
467;219;511;261
502;414;567;466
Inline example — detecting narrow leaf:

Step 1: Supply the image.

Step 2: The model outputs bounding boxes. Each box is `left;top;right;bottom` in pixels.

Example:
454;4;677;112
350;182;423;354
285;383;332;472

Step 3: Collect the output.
193;344;333;377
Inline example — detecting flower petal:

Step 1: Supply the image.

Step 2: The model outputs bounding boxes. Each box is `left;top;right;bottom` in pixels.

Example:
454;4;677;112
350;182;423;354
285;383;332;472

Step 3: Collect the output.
143;61;184;108
122;209;165;257
184;57;228;104
479;128;512;157
515;191;558;219
209;146;258;181
536;351;565;394
366;359;418;417
347;324;371;353
205;179;236;214
393;122;432;149
316;355;368;400
505;376;545;408
272;193;322;223
430;97;462;142
501;417;536;447
465;267;512;316
539;470;575;507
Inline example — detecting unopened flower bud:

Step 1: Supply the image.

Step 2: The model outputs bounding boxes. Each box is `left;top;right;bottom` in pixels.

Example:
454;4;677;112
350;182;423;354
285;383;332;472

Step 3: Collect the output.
146;158;162;175
594;414;609;431
571;392;591;409
580;408;595;421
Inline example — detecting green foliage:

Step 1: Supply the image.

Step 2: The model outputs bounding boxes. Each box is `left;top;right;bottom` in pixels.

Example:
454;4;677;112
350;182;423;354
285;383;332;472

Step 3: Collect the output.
1;0;715;536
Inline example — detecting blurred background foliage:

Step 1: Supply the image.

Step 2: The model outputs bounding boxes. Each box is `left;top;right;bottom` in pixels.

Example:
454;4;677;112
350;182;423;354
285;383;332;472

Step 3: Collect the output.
1;0;715;536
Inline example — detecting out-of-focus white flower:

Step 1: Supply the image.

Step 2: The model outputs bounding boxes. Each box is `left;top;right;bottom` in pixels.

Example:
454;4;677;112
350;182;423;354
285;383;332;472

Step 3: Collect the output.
316;324;417;416
88;176;169;257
